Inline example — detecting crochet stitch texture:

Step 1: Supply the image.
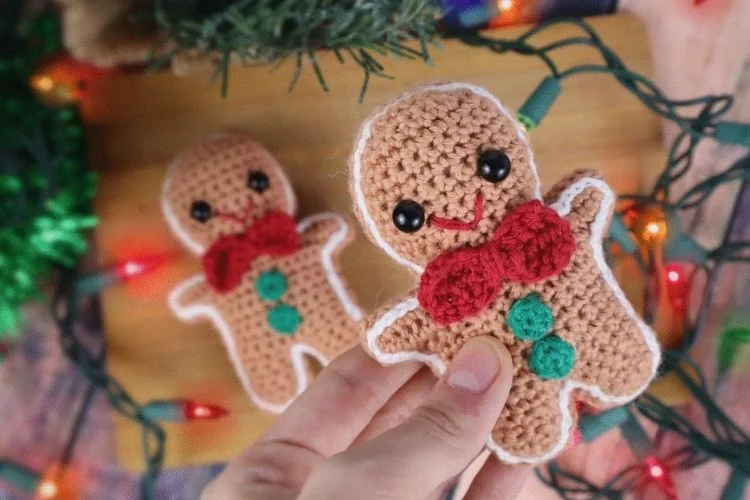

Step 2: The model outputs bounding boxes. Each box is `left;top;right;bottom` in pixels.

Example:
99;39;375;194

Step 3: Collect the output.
350;83;661;464
417;199;575;325
507;293;554;342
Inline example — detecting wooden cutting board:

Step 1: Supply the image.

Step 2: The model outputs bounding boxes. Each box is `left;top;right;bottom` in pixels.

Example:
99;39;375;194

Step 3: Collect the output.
87;14;663;470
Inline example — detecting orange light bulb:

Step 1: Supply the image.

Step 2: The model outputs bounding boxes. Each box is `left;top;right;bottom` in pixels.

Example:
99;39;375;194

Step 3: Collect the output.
625;205;668;245
37;479;58;499
642;220;667;242
30;75;55;93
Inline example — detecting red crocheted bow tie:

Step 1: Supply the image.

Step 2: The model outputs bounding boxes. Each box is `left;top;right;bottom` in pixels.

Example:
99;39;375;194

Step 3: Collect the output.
201;211;299;293
417;200;576;326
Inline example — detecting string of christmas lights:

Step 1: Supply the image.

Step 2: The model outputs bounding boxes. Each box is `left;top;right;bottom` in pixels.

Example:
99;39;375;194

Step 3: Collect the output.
1;258;230;498
0;6;234;497
446;16;750;499
2;8;750;500
50;260;229;498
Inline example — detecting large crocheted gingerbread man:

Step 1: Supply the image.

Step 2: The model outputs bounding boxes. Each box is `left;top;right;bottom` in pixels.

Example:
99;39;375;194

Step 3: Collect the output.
350;83;661;464
164;133;362;413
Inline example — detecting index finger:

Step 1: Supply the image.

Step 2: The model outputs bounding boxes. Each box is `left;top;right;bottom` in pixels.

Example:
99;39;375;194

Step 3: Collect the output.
463;454;530;500
299;337;513;500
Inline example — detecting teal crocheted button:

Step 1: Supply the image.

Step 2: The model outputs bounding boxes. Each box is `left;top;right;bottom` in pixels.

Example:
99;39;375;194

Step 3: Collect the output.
255;269;288;301
507;293;554;342
267;304;302;335
529;335;575;380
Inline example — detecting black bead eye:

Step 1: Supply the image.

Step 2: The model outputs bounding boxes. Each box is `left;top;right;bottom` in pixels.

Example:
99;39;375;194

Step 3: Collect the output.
477;149;511;183
392;200;425;233
248;171;270;193
190;200;213;223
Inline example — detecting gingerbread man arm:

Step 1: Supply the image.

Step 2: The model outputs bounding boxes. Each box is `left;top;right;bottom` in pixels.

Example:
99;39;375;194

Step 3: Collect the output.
296;213;363;321
546;169;610;236
298;212;355;247
168;274;214;321
364;295;453;374
546;171;661;404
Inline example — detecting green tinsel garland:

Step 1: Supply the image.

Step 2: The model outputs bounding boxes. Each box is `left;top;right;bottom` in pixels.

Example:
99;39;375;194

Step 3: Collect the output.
0;10;97;338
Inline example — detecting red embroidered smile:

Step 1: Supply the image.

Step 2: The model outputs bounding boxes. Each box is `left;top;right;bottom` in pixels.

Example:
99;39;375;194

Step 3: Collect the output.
430;192;485;231
216;196;256;227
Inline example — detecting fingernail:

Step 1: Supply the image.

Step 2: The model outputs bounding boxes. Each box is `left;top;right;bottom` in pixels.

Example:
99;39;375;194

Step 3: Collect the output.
446;339;501;394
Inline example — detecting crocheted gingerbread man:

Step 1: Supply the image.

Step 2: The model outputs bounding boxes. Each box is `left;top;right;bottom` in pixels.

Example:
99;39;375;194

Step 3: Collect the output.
163;133;362;413
350;83;661;464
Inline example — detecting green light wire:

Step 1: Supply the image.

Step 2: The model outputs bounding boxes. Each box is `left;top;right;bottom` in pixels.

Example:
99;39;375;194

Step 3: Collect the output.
51;272;166;499
449;17;750;500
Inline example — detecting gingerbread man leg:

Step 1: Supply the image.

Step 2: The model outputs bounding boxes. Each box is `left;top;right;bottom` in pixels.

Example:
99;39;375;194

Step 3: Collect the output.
488;344;571;462
548;171;661;403
169;274;310;412
238;337;327;412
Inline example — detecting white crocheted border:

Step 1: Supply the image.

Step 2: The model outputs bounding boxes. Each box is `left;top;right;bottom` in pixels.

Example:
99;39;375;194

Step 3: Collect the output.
167;213;363;414
351;82;543;275
364;177;661;464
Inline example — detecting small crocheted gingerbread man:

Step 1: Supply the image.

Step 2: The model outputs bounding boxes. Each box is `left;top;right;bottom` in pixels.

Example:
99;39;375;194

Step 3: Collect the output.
350;83;661;464
164;133;362;413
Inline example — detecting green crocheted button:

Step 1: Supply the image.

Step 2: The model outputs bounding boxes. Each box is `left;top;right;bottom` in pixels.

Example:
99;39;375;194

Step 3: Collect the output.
255;269;288;301
507;293;554;342
267;303;301;335
529;335;575;380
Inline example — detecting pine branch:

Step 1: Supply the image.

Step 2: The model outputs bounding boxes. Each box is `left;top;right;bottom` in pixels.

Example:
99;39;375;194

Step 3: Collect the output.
148;0;439;99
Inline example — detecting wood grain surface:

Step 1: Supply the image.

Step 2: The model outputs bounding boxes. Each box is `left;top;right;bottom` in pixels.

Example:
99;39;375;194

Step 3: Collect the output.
86;14;664;470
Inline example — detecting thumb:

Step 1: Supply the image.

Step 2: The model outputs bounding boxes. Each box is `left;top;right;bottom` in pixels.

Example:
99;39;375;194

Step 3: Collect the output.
300;336;513;500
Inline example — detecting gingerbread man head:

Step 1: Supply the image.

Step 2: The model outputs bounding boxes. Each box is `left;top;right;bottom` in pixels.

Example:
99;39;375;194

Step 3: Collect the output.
352;83;542;273
163;132;297;255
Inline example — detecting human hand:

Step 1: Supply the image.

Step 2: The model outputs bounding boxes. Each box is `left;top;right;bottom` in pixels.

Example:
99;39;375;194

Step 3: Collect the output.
201;337;529;500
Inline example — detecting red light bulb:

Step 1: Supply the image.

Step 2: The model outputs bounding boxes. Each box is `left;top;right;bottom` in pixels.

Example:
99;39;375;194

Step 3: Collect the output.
665;262;685;285
644;456;676;499
648;461;664;478
569;428;583;448
184;401;229;421
115;255;165;281
664;262;689;311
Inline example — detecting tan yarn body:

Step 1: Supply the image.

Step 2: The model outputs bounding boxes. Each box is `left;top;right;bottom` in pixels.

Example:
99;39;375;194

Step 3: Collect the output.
165;133;360;410
352;85;659;461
